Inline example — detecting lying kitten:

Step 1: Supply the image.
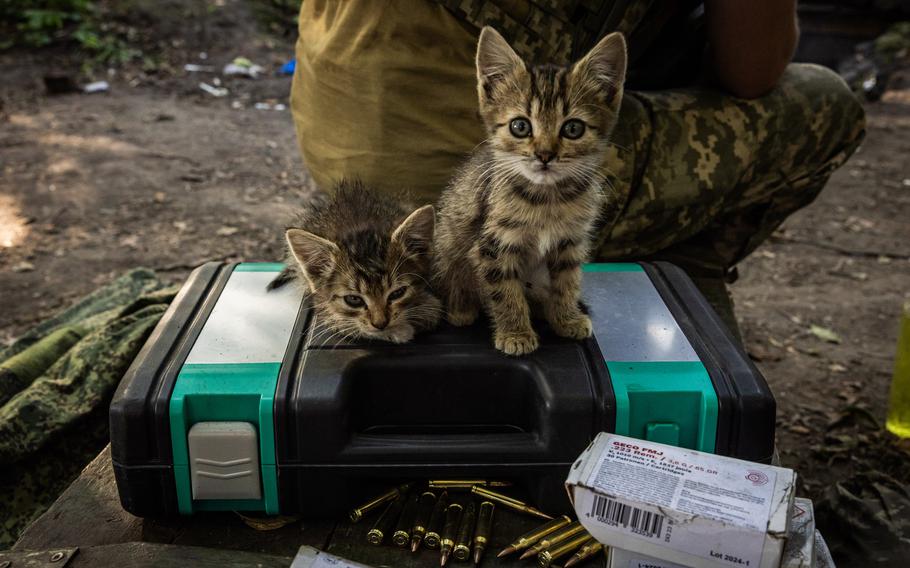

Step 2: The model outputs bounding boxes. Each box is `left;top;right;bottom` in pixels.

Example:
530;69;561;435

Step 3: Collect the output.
434;27;627;356
271;180;441;343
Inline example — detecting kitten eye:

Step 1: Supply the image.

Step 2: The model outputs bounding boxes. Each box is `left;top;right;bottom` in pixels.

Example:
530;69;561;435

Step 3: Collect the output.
560;119;586;140
387;286;407;301
343;294;365;308
509;118;532;138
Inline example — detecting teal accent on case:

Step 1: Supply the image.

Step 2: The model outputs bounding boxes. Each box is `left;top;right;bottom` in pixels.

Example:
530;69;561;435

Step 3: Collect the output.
582;263;643;273
607;361;717;453
646;422;681;446
234;262;286;272
170;362;282;514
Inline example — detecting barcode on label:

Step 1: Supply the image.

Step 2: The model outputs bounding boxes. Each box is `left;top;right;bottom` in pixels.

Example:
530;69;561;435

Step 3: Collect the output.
589;495;665;539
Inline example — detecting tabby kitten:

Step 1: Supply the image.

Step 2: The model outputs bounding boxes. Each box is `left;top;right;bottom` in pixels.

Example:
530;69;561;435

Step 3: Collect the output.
272;180;441;344
434;27;627;356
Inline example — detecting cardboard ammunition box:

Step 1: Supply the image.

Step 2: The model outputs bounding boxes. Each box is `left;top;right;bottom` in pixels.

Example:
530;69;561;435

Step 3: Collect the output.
290;546;374;568
607;497;816;568
568;433;796;568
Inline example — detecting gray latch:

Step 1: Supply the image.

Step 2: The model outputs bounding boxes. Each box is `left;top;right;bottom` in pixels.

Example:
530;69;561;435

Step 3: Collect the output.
188;421;262;500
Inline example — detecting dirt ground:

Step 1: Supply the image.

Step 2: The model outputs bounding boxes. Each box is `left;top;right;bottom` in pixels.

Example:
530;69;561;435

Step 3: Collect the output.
2;1;910;563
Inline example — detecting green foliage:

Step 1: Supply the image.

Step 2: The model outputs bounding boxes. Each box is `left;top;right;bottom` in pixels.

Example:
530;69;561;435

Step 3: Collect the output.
2;0;88;48
0;0;139;65
875;21;910;65
249;0;301;36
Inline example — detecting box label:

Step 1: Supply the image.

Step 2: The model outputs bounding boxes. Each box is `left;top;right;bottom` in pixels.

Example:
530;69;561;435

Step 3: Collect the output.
311;557;365;568
581;439;779;567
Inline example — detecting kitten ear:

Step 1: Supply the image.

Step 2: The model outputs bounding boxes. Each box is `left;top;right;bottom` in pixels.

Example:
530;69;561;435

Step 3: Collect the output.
571;32;627;107
285;229;340;290
476;26;524;102
391;205;435;258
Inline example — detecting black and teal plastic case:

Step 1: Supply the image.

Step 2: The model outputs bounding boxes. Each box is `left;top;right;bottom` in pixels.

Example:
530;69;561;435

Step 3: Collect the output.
110;261;775;517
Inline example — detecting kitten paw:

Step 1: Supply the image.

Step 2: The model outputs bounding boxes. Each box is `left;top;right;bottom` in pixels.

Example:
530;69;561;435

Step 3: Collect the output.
551;314;593;340
448;308;478;327
494;330;539;356
384;326;415;344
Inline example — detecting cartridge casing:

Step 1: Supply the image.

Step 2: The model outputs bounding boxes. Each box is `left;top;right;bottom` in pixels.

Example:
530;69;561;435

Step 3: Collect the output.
423;491;449;549
513;515;570;549
538;534;594;568
565;540;604;567
349;483;411;522
440;502;464;552
453;501;477;561
521;522;585;559
409;491;437;551
470;486;552;520
472;501;495;565
366;497;404;546
392;491;421;547
429;480;512;490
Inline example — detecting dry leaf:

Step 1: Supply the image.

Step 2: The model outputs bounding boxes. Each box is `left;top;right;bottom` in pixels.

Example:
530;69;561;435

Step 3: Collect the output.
810;325;841;344
216;226;239;236
234;511;299;531
12;261;34;272
120;235;139;249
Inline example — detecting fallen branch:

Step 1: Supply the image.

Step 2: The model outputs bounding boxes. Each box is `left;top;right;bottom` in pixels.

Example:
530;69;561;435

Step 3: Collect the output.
769;236;910;260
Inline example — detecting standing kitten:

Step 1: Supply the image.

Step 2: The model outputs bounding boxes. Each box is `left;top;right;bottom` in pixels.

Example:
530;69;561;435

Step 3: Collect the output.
434;27;627;356
272;180;441;344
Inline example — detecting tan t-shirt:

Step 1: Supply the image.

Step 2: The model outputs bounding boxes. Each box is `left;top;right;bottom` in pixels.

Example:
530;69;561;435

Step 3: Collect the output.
292;0;482;202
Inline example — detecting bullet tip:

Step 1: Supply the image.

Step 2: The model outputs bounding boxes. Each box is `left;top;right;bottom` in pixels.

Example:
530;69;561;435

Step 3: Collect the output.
565;559;578;568
411;540;419;553
473;549;482;565
519;549;536;560
440;551;449;566
496;547;513;558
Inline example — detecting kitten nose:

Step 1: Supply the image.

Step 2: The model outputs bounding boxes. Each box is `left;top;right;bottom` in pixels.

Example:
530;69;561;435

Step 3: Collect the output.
371;316;389;330
535;150;554;164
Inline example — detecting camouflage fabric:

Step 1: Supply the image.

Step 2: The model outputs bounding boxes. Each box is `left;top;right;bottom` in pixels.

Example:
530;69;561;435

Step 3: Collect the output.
817;474;910;565
292;0;866;276
0;270;175;548
596;63;866;272
428;0;699;74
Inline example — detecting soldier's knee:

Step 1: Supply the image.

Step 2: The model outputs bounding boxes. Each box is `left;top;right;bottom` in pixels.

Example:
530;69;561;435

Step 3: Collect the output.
779;63;866;155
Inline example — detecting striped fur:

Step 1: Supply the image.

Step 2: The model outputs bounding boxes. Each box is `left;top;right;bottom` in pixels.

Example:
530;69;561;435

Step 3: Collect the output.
434;27;627;355
276;180;441;344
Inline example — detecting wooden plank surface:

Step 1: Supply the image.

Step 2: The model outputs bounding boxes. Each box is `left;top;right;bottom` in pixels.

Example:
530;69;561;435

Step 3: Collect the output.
14;447;607;567
13;447;334;557
1;543;290;568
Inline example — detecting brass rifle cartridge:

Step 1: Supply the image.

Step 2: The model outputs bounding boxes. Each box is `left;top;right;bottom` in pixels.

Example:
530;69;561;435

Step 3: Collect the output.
470;486;552;521
497;515;573;557
423;491;449;549
564;539;604;567
410;491;438;552
428;480;513;490
439;502;464;566
392;491;421;547
472;501;495;565
538;535;594;568
366;497;405;546
453;501;477;561
519;521;585;560
349;482;412;523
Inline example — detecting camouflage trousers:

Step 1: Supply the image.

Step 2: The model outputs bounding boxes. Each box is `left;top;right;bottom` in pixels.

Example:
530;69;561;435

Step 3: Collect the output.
597;65;866;273
292;0;866;274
